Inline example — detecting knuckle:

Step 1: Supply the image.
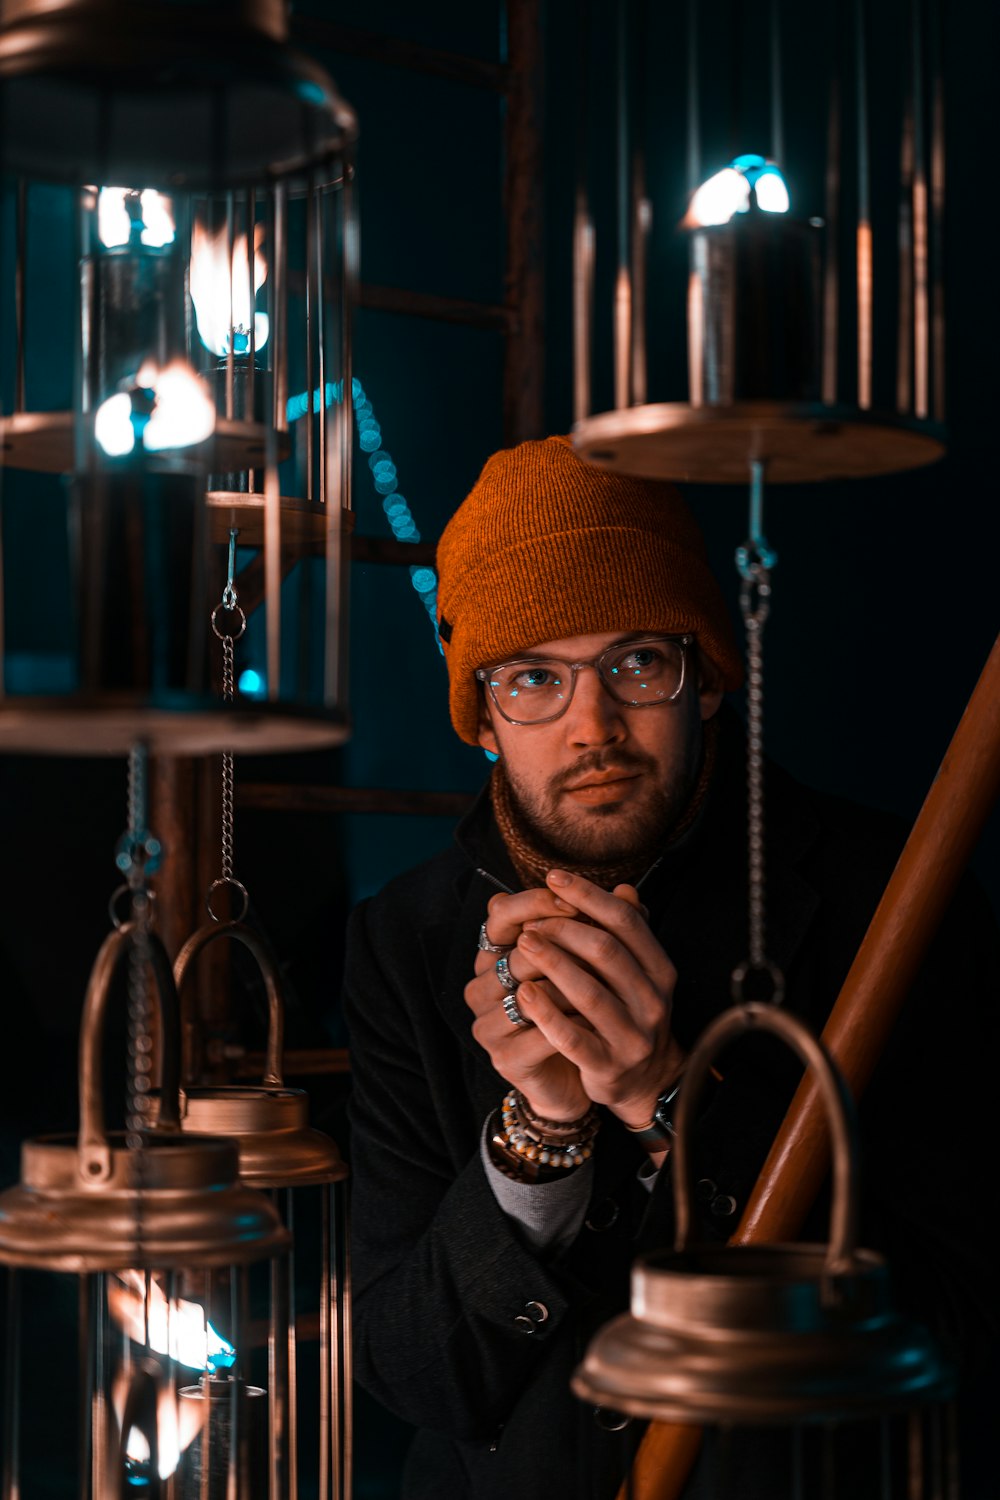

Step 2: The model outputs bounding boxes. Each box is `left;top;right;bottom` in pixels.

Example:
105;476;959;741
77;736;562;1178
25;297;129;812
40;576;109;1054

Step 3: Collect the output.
593;930;619;965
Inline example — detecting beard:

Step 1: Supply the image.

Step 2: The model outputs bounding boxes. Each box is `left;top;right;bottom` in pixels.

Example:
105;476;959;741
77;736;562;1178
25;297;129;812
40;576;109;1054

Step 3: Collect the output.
499;744;697;867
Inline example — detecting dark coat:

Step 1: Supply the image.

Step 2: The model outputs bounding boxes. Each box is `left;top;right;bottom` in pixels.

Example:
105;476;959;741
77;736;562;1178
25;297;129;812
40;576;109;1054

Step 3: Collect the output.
342;718;998;1499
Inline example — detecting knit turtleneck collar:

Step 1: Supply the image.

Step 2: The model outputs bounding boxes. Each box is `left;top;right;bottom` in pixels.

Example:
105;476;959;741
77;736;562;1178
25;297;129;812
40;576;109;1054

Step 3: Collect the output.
488;715;719;892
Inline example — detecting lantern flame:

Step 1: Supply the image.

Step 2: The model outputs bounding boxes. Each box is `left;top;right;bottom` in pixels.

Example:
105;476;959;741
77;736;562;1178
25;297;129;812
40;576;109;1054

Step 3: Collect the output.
95;360;216;456
191;220;269;357
98;187;175;248
111;1274;234;1480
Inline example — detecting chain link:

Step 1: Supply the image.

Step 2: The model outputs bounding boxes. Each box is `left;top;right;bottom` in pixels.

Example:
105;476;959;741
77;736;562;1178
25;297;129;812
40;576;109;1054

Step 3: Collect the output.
121;743;156;1151
731;462;785;1005
209;529;249;923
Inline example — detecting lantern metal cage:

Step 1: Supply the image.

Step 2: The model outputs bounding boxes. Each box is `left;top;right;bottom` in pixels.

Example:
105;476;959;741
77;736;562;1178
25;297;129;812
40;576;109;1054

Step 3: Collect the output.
569;0;946;485
0;0;359;754
171;917;353;1500
0;920;292;1500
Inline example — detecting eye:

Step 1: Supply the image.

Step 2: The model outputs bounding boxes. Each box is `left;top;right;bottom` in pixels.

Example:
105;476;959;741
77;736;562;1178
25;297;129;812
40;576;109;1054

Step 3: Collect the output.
514;665;559;690
617;646;663;676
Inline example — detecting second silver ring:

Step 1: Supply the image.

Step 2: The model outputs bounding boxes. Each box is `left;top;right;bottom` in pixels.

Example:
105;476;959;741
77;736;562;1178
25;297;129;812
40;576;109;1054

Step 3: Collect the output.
502;992;533;1028
495;953;519;992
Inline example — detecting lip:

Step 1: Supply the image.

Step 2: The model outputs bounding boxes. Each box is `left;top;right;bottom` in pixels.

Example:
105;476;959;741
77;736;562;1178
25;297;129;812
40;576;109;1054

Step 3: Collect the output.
562;773;639;805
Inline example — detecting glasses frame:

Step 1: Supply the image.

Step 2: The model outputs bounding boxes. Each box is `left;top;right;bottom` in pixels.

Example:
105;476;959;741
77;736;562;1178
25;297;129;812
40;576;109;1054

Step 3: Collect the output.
476;633;695;727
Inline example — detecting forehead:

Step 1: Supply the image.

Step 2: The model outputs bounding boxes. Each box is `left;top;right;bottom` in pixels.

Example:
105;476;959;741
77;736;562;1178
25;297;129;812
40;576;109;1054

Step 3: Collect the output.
504;630;647;660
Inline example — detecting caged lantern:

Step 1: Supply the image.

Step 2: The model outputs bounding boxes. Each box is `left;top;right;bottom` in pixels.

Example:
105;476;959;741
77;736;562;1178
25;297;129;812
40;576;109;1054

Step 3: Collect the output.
0;0;359;753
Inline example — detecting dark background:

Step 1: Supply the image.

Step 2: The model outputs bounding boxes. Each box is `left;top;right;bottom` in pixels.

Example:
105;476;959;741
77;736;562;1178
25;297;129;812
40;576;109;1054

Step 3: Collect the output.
1;2;997;1495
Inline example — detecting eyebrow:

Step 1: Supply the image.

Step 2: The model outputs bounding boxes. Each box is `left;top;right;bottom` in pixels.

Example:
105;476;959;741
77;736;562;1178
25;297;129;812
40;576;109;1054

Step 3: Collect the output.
503;633;652;662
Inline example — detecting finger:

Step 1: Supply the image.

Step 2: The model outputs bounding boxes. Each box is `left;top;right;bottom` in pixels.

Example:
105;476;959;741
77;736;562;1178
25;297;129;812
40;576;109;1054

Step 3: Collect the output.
480;887;579;950
466;951;574;1016
544;871;674;989
516;981;610;1072
519;918;667;1023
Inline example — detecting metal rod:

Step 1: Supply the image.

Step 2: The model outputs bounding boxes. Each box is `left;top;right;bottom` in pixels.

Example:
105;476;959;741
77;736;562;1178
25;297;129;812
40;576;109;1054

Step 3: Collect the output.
911;0;929;419
14;179;27;413
226;192;236;422
686;0;700;193
2;1271;21;1500
286;1191;299;1500
821;65;840;405
629;0;649;408
573;0;593;425
273;182;289;438
929;0;946;423
248;185;257;470
319;1186;331;1500
896;42;914;414
770;0;784;167
314;179;327;509
855;0;872;409
614;0;631;410
305;189;315;503
340;1187;353;1500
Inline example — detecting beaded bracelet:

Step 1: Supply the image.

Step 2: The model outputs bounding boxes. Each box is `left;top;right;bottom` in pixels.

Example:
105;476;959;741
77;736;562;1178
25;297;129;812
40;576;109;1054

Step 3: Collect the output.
496;1089;600;1172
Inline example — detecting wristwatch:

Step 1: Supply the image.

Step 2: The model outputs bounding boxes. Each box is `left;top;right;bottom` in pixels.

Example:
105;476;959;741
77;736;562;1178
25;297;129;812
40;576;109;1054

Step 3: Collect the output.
624;1080;683;1151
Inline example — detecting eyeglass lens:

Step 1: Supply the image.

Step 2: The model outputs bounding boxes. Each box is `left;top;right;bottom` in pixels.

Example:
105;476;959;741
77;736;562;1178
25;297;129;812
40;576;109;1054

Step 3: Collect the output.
485;639;686;722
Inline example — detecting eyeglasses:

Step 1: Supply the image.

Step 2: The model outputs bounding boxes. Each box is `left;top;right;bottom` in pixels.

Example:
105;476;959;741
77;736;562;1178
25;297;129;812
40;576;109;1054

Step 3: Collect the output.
476;634;694;726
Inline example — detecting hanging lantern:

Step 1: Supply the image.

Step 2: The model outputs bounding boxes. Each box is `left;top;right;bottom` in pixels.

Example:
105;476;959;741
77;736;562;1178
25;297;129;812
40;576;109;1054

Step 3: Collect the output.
0;920;291;1499
573;1003;956;1497
570;0;945;484
170;917;352;1500
0;0;358;752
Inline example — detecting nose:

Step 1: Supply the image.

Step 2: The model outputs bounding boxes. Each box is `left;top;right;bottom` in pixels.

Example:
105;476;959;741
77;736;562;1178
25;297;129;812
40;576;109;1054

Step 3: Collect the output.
563;664;627;747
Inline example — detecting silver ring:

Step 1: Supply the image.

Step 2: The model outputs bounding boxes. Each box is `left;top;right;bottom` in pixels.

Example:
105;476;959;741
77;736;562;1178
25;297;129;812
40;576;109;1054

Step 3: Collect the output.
478;921;512;956
495;954;519;992
502;992;533;1028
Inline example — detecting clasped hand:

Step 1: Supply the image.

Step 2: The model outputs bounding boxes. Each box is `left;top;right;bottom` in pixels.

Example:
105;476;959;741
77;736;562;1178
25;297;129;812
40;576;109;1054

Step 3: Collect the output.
464;869;685;1134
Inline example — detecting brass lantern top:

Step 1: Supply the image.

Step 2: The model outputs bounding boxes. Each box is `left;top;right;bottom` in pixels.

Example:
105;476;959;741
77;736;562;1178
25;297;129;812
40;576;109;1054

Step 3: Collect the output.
0;922;289;1272
573;1003;954;1424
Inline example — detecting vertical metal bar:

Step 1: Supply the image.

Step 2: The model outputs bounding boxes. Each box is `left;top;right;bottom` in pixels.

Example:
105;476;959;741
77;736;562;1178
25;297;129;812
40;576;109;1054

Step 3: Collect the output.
225;191;236;422
822;64;841;405
629;0;649;408
339;1185;353;1500
265;411;282;700
855;0;873;410
928;0;945;423
201;1275;213;1500
911;0;929;419
78;1276;94;1500
879;1416;892;1500
686;0;703;408
573;0;593;425
269;1245;290;1500
313;180;327;508
272;182;288;435
286;1191;299;1500
227;1270;240;1500
318;1186;332;1500
896;36;914;415
502;0;545;444
908;1410;924;1500
770;0;784;167
92;1272;108;1500
613;0;631;410
248;185;257;459
164;1271;178;1500
325;162;355;712
2;1271;21;1500
304;189;315;503
14;179;27;413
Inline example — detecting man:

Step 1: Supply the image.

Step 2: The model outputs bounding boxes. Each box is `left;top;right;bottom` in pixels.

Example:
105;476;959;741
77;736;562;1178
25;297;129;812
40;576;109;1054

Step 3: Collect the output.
342;436;996;1499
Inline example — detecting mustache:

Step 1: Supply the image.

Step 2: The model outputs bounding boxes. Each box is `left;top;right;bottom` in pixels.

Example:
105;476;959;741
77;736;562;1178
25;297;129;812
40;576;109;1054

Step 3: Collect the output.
549;748;658;793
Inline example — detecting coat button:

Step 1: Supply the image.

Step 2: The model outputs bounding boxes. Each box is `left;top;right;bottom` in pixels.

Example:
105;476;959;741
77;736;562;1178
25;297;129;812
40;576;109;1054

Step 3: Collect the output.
585;1197;620;1232
514;1300;549;1333
695;1177;717;1203
711;1193;737;1217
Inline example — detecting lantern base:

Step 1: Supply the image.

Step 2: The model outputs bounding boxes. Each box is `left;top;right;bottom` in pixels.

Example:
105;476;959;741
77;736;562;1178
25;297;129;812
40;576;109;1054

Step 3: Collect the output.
572;1244;953;1424
573;401;945;484
0;699;350;755
0;411;289;476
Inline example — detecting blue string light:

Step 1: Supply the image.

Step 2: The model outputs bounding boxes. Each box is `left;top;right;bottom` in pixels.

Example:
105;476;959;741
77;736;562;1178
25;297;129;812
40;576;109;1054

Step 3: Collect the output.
283;376;443;651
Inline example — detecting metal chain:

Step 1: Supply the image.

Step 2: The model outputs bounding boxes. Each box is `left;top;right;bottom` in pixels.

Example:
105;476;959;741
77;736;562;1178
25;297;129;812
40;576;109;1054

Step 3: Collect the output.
118;743;159;1150
731;461;784;1005
210;529;249;924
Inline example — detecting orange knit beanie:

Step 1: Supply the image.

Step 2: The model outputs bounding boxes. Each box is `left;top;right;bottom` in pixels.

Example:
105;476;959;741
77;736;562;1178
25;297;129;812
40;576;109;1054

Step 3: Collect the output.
436;436;743;745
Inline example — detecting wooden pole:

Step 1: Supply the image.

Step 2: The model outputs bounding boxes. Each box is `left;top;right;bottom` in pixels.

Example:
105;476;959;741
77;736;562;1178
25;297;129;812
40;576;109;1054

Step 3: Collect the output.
618;630;1000;1500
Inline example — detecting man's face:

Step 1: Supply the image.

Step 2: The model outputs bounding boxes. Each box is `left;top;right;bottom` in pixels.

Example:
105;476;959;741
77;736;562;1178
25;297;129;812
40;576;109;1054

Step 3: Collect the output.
477;630;724;864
